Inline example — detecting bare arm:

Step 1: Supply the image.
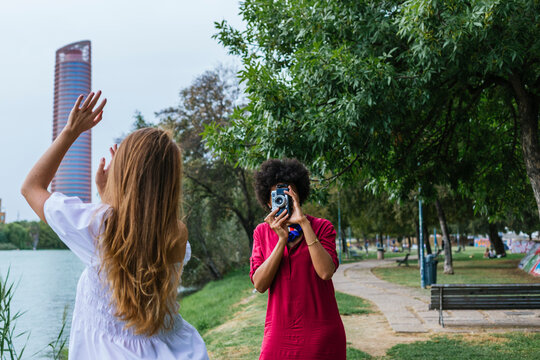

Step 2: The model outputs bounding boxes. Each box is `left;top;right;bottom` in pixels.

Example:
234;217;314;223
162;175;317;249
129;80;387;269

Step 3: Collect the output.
299;217;335;280
21;91;106;222
252;208;289;293
286;187;335;280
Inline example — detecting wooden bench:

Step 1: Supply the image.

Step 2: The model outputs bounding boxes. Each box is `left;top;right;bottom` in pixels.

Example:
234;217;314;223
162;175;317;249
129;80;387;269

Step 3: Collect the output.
395;253;410;267
429;284;540;327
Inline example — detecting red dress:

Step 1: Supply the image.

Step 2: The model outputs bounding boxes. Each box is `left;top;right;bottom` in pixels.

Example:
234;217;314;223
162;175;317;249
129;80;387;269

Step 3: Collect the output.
250;215;346;360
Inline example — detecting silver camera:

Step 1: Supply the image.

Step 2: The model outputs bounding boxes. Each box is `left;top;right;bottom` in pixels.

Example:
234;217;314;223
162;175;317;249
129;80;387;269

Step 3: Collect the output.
271;184;291;217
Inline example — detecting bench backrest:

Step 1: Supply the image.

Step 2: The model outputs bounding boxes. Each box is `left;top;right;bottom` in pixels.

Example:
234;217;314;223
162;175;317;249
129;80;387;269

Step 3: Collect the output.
429;284;540;310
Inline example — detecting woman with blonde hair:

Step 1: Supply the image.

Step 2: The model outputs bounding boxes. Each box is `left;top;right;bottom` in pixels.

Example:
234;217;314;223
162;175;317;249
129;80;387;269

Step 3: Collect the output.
21;91;208;359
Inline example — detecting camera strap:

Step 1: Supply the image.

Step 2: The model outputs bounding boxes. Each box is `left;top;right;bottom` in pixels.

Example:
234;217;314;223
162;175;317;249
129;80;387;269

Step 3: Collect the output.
287;224;303;243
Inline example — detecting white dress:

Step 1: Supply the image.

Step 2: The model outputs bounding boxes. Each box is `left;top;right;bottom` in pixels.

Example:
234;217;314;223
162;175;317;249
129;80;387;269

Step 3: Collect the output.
44;192;209;360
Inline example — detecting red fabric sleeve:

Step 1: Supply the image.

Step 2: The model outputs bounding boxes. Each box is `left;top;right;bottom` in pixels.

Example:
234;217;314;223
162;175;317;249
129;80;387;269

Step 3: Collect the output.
249;225;264;284
317;219;339;271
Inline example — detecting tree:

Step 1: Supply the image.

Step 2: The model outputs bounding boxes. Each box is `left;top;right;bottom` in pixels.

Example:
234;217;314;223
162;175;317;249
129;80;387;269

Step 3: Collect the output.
210;0;539;210
158;67;264;250
208;1;540;272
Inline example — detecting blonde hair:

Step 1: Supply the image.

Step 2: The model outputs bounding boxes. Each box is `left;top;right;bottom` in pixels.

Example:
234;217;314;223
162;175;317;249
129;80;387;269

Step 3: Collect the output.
99;127;186;336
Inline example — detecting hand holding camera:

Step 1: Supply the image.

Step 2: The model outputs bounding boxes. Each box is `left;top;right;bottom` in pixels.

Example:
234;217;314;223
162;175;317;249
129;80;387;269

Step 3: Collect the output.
270;184;306;225
264;207;289;242
283;186;305;225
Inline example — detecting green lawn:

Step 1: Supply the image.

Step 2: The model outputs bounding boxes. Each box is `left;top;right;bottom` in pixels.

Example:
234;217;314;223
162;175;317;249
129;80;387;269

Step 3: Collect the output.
385;333;540;360
342;248;412;263
372;248;540;289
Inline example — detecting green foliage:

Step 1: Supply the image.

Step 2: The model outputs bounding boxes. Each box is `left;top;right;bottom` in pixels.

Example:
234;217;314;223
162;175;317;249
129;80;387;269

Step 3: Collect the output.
0;269;28;360
0;221;65;250
47;307;68;360
209;0;540;228
2;223;31;250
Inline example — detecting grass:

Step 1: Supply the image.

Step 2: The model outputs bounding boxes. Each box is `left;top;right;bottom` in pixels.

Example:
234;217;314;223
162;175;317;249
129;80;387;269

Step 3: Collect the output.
342;248;412;263
0;268;28;360
179;266;255;334
372;248;540;290
385;333;540;360
336;291;373;315
347;347;373;359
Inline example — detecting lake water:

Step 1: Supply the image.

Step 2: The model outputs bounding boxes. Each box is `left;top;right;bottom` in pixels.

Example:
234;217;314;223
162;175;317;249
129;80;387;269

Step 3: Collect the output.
0;250;85;359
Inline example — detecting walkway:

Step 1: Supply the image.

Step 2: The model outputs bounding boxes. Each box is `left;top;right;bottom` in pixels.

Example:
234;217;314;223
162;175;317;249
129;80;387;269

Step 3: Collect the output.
333;259;540;333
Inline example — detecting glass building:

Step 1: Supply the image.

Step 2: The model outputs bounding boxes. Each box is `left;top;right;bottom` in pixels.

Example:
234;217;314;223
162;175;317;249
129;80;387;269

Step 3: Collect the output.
51;41;92;203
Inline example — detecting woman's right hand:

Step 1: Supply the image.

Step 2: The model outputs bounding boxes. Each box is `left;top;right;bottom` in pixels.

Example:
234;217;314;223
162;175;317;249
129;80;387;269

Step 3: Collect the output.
65;91;107;136
264;208;289;242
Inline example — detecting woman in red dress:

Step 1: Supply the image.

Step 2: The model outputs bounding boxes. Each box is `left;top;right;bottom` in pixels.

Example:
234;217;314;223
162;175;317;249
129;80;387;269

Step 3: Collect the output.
250;159;346;360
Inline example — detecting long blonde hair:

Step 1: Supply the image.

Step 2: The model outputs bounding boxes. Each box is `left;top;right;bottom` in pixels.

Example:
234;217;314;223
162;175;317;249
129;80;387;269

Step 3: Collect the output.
99;127;186;336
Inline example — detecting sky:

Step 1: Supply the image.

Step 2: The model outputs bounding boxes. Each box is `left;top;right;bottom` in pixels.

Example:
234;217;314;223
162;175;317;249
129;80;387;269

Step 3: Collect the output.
0;0;243;222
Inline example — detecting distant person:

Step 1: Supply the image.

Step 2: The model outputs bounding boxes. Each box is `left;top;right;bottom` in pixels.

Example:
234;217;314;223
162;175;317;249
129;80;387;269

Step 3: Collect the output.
250;159;346;360
21;92;208;359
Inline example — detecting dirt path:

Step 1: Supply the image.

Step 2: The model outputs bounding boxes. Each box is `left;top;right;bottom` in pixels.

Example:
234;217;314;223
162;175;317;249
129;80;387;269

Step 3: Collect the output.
342;311;429;357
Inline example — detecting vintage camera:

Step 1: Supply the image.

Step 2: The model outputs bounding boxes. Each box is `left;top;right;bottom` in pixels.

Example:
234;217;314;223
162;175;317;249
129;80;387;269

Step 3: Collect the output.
271;184;291;217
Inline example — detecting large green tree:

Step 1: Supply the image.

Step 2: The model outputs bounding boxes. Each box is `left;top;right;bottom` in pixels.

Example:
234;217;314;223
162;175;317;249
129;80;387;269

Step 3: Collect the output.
208;1;539;269
209;0;539;209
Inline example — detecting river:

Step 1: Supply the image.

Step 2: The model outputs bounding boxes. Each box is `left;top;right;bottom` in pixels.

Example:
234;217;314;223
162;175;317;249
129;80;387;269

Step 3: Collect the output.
0;250;84;359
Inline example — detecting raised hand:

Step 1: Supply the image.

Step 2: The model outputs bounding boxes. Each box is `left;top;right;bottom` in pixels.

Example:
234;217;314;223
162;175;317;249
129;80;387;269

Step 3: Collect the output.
96;144;117;199
66;91;107;136
265;207;289;242
285;186;305;225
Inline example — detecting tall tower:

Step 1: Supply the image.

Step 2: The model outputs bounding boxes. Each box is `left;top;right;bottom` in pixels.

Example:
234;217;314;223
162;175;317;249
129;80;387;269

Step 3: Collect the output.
0;199;5;224
51;41;92;202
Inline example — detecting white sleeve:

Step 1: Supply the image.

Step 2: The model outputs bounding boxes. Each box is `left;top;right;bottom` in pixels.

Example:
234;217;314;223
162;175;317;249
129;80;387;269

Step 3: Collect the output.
44;192;108;266
184;241;191;266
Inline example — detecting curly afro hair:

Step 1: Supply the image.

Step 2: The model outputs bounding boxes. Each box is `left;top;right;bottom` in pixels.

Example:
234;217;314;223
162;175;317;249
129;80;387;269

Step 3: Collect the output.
254;158;310;210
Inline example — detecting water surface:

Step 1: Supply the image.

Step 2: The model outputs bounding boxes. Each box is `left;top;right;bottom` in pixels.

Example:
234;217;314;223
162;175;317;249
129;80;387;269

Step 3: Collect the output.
0;250;84;359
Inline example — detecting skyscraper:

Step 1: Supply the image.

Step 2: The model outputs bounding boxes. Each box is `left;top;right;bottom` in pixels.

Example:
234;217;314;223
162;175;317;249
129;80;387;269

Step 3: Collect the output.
0;199;5;224
51;40;92;202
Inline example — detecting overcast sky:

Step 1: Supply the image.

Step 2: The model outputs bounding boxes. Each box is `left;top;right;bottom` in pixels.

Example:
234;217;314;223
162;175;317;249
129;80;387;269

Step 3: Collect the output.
0;0;243;222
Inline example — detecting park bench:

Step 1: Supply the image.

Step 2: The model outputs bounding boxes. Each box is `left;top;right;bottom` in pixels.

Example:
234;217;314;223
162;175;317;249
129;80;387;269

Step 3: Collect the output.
395;253;410;267
429;284;540;327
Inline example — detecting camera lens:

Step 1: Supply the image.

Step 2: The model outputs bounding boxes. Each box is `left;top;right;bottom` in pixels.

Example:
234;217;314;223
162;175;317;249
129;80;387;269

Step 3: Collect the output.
275;195;284;206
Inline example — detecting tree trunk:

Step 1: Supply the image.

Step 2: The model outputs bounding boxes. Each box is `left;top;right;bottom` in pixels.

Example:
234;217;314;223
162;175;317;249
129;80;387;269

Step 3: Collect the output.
238;169;256;250
407;236;412;253
435;199;454;274
237;215;256;251
488;223;506;256
422;222;432;255
509;74;540;220
198;235;223;280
